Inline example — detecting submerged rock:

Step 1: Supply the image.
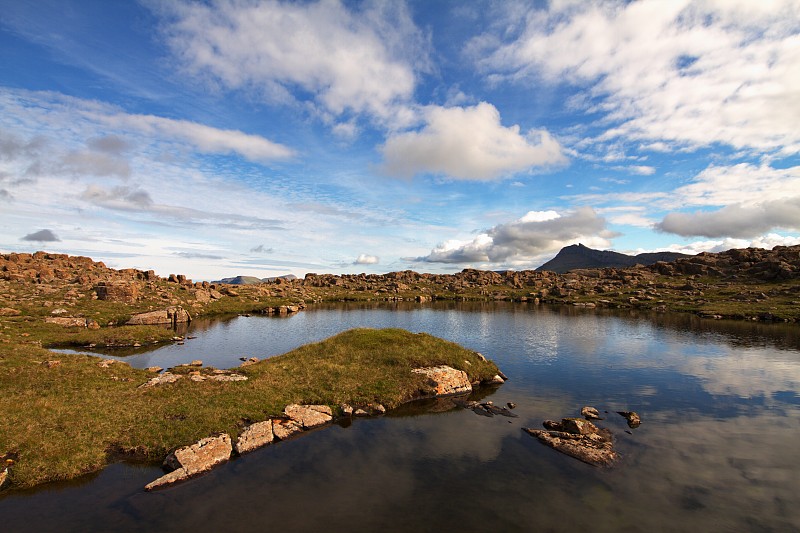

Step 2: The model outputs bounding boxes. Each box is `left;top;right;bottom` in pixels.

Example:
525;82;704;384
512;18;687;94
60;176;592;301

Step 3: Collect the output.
524;427;617;467
617;411;641;428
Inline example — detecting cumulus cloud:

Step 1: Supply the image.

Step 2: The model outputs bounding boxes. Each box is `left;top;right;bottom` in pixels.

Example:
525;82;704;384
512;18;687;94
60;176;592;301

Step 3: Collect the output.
656;196;800;238
381;103;566;180
354;254;379;265
419;207;610;264
157;0;428;124
656;234;800;255
472;0;800;154
21;229;60;242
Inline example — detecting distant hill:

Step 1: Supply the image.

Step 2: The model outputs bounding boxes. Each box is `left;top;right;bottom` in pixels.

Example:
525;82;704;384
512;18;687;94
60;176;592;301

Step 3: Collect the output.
214;274;298;285
536;244;689;274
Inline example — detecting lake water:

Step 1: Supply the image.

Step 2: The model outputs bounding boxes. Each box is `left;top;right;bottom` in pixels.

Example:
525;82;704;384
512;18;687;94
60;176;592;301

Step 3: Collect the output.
3;302;800;532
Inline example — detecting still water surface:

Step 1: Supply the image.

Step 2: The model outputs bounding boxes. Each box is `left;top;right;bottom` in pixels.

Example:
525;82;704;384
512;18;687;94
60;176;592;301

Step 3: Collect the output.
3;302;800;532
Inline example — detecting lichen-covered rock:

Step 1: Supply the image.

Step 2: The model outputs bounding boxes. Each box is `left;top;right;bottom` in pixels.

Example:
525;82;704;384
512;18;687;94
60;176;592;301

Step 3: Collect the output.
285;404;333;429
126;306;191;326
412;365;472;397
235;421;274;454
138;372;182;388
45;317;89;327
272;419;303;440
146;434;232;490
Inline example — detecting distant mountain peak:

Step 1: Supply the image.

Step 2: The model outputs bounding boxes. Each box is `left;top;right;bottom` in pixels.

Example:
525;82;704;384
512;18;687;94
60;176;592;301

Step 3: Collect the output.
536;245;688;274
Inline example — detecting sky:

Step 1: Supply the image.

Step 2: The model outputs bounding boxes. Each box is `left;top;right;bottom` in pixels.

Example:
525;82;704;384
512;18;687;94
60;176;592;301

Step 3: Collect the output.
1;0;799;280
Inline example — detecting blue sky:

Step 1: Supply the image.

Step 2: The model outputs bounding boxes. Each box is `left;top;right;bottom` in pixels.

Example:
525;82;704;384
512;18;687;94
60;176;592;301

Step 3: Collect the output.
1;0;798;280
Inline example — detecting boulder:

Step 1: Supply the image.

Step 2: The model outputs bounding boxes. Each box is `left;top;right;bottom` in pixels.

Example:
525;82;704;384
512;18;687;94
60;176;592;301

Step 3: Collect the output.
412;365;472;397
145;434;232;490
94;281;139;303
285;404;333;429
235;421;274;454
126;306;191;327
272;418;303;440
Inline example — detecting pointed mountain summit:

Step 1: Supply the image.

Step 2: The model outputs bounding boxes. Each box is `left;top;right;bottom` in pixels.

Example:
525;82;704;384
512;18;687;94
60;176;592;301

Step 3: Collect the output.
536;244;688;274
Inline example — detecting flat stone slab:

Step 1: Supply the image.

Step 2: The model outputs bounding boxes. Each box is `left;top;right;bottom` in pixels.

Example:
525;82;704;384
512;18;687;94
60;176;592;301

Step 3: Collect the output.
127;306;191;326
235;420;274;454
412;365;472;397
146;434;232;490
285;404;333;429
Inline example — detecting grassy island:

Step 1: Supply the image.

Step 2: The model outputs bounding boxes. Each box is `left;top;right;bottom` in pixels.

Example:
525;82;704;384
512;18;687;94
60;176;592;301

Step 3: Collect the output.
0;328;499;491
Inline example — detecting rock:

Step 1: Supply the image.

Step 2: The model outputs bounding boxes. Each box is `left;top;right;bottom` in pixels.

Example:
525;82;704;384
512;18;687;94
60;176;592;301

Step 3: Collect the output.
97;359;117;368
138;372;183;388
190;360;202;367
340;404;354;416
561;418;599;435
507;402;517;409
0;308;21;316
524;428;617;467
126;306;191;327
371;403;386;415
617;411;641;428
353;408;369;417
94;281;139;303
145;366;163;373
285;404;333;429
45;317;89;328
240;357;259;367
581;406;603;420
488;374;505;384
50;308;68;315
412;365;472;397
235;421;274;454
0;467;7;490
41;360;61;368
272;418;303;440
146;434;232;490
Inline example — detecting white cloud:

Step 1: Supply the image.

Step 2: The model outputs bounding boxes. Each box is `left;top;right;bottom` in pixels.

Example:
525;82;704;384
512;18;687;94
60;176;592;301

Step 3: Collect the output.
380;102;566;180
669;163;800;208
354;254;379;265
0;89;293;164
157;0;428;124
473;0;800;155
656;196;800;238
419;207;610;264
100;113;294;162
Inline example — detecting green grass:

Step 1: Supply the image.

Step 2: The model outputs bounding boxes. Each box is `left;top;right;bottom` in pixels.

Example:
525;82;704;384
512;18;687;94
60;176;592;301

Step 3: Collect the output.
0;328;499;491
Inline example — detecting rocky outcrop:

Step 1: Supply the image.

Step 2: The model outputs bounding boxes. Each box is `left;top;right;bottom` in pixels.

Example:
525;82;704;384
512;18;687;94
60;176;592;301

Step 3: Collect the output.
145;434;232;490
412;365;472;397
126;306;191;327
